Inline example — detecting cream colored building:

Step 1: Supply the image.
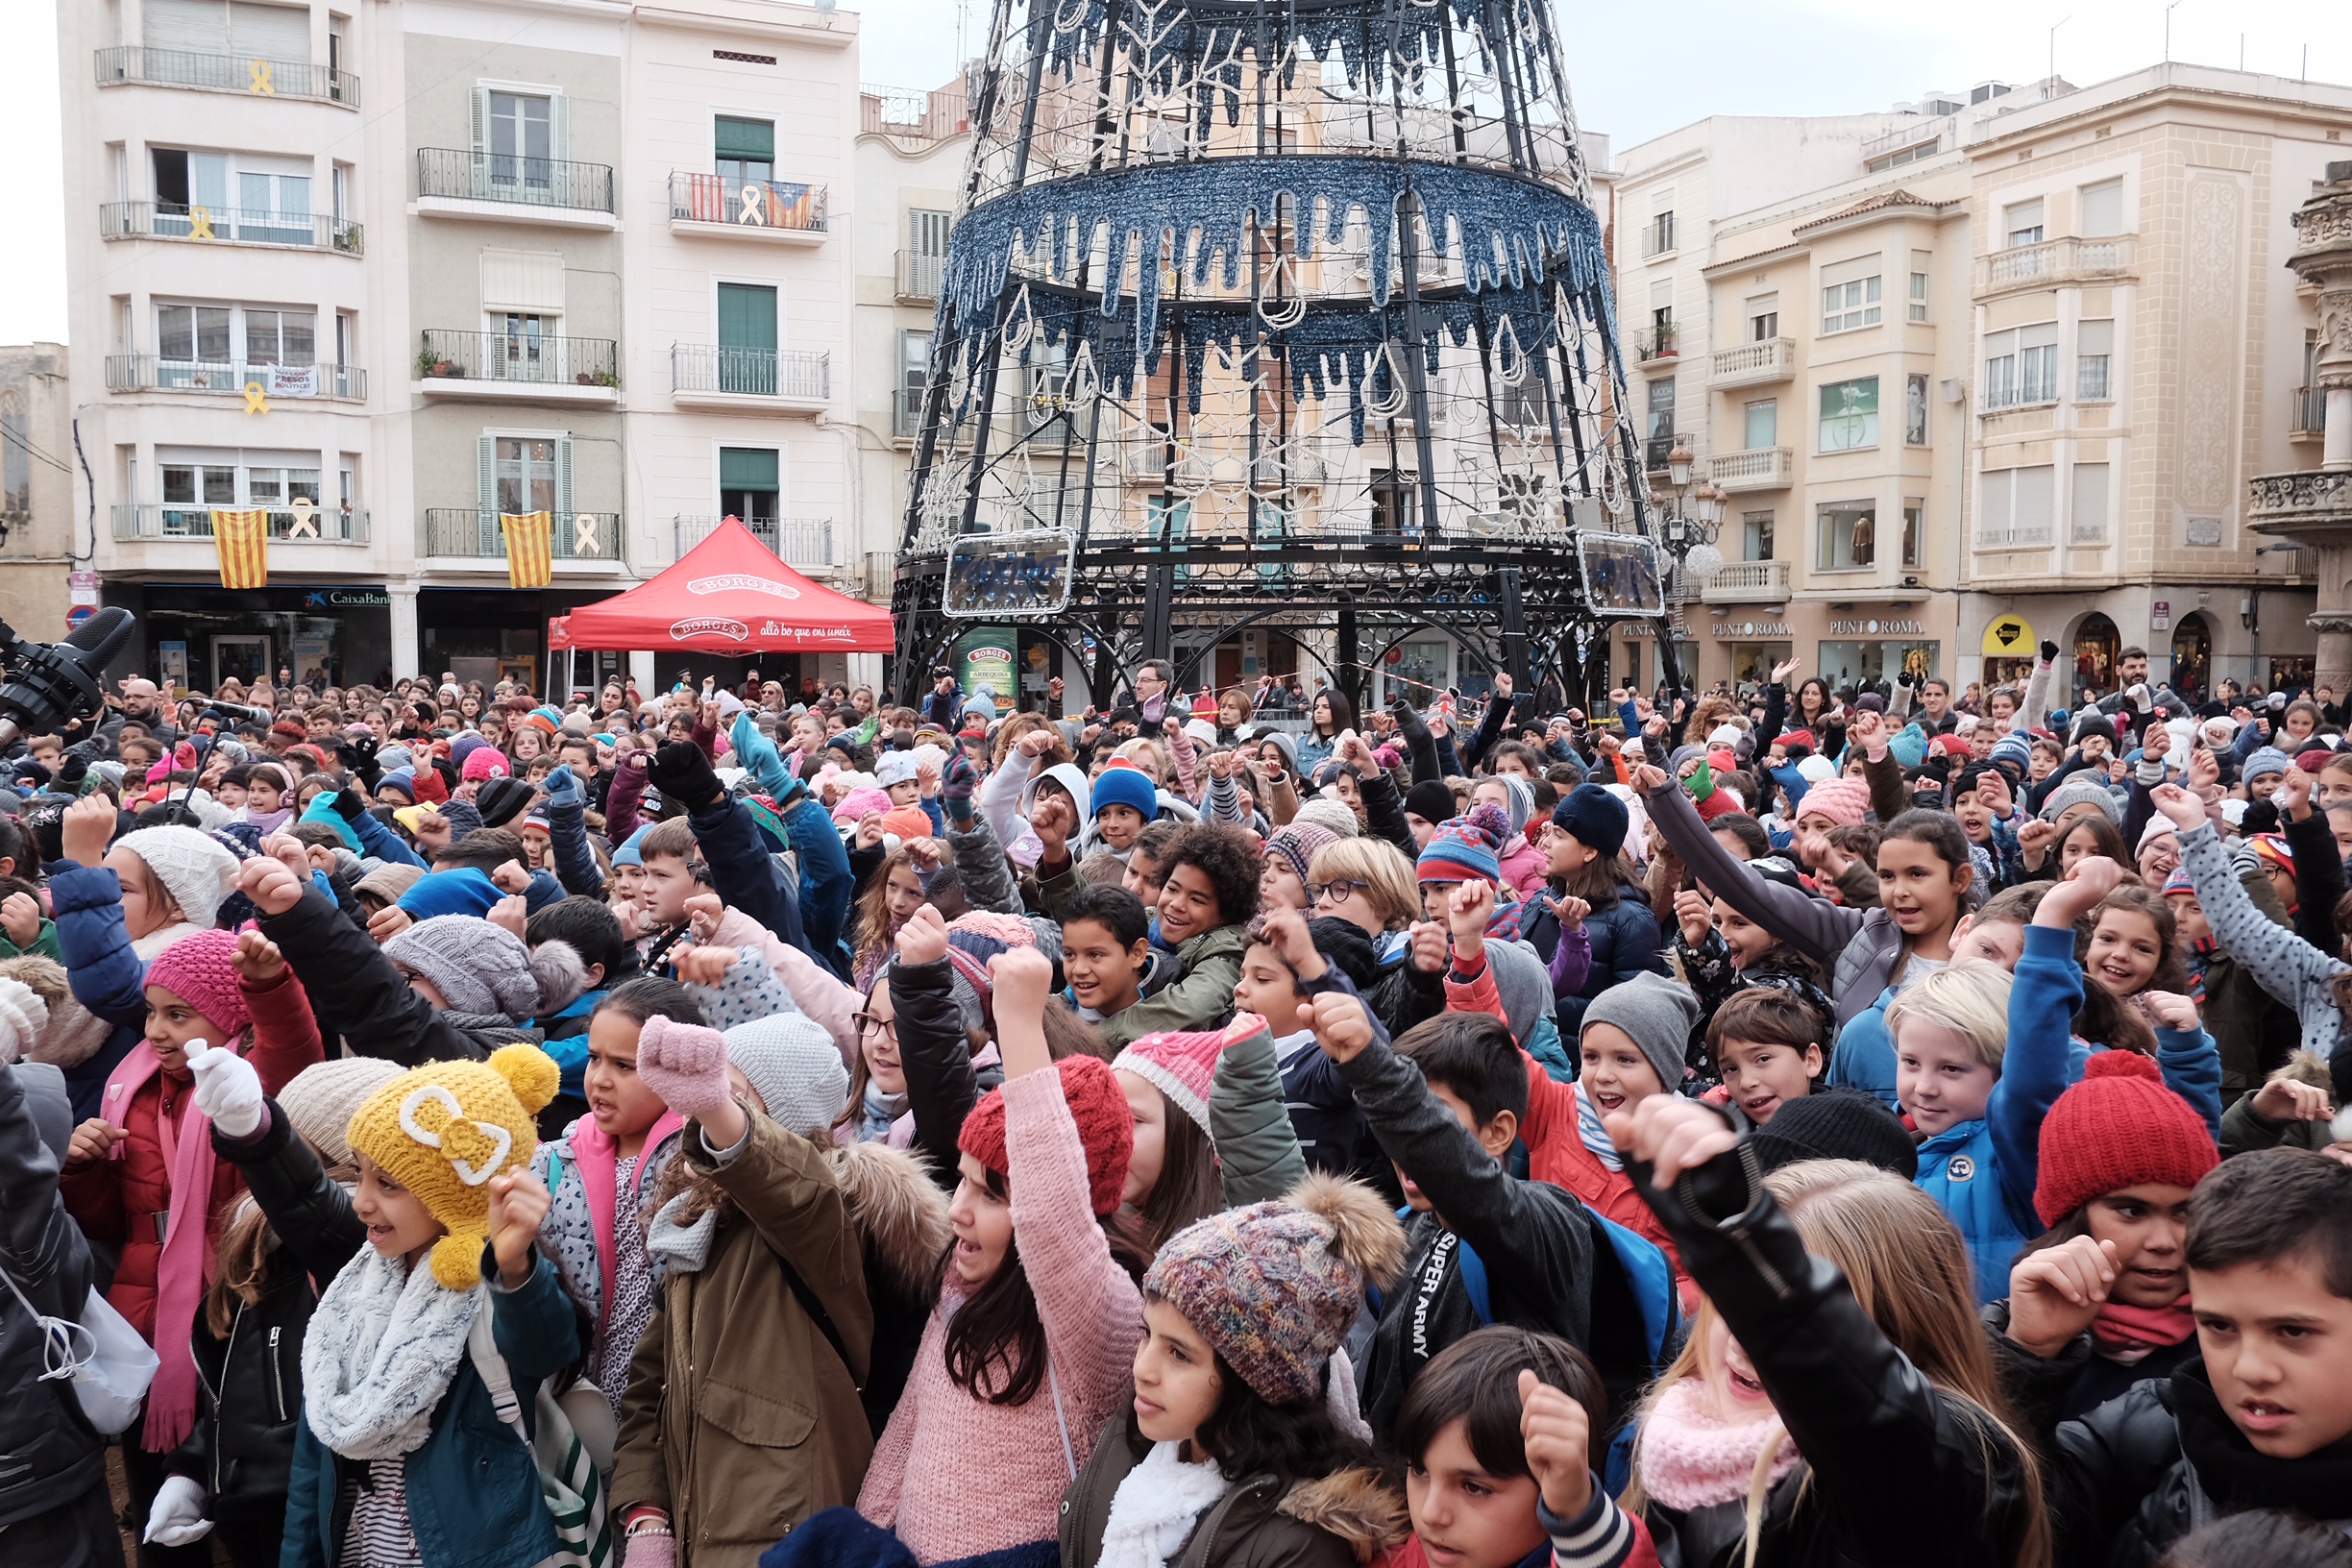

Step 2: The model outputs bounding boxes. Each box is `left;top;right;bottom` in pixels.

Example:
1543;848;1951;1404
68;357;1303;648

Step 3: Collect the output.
0;344;79;637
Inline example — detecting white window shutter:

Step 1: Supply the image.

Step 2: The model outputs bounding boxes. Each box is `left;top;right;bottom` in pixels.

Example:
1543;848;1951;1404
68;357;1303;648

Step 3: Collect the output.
551;93;570;162
478;434;499;552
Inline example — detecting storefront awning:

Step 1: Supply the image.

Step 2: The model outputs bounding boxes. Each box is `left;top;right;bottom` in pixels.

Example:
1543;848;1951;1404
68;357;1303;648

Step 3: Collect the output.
552;516;896;653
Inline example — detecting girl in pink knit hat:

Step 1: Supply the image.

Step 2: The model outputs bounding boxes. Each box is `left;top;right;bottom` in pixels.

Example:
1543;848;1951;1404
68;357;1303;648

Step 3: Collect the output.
1110;1015;1260;1252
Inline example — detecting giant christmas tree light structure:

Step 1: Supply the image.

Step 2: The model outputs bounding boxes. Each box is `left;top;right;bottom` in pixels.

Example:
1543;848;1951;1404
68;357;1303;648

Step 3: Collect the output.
891;0;1680;704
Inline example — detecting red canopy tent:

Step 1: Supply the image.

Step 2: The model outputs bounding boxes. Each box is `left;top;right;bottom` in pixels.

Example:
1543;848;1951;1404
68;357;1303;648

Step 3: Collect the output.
549;516;896;655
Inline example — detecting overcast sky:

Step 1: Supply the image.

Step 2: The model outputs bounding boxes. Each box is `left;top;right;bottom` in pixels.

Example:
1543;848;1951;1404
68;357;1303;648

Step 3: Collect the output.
7;0;2348;344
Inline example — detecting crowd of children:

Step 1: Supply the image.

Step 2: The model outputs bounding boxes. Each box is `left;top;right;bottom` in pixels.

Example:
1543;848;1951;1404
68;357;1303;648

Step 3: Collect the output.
0;650;2348;1568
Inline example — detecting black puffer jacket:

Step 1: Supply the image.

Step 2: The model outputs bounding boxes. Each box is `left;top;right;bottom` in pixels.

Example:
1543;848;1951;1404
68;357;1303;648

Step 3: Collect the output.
166;1097;366;1517
891;955;997;1197
1629;1137;2039;1568
0;1063;106;1541
259;885;486;1066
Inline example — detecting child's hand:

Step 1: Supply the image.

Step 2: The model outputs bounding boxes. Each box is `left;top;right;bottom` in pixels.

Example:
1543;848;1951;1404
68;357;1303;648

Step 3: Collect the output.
60;795;116;868
1017;729;1056;759
674;945;740;987
186;1041;264;1139
2283;764;2316;821
232;929;285;985
258;833;309;883
2004;1236;2118;1358
1309;991;1376;1064
1628;762;1669;794
1207;747;1234;780
634;1016;731;1119
365;905;412;943
2136;991;2200;1032
1554;894;1590;931
411;809;453;853
2249;1074;2334;1124
0;891;41;947
1672;888;1713;948
1445;880;1494;946
487;1167;552;1288
2038;853;2127;926
989;947;1054;1078
917;760;942;797
2184;746;2220;795
487;894;529;940
1603;1095;1737;1188
1337;731;1380;773
683;891;724;941
1518;1369;1594;1521
907;837;944;874
1407;919;1448;975
238;854;306;917
896;903;949;966
854;811;886;851
1030;792;1075;862
1256;904;1326;981
2149;783;2207;832
66;1117;124;1166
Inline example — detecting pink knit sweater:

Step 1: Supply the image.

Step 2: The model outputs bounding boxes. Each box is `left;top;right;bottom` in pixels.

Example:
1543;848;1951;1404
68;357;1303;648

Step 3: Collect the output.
855;1068;1145;1563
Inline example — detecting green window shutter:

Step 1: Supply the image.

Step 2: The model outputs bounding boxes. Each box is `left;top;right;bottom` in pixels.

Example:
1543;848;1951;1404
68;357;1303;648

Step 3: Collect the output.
714;116;774;162
716;284;778;352
720;447;779;491
554;435;575;524
551;93;570;162
477;434;499;553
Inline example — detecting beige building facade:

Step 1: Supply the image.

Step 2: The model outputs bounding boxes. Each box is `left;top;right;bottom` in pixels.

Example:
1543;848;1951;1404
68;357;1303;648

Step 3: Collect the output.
0;344;79;638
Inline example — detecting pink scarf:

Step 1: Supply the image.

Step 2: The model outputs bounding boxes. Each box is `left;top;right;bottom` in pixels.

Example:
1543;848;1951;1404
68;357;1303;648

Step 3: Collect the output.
568;1111;683;1321
100;1042;220;1453
2091;1297;2195;1364
1637;1374;1803;1511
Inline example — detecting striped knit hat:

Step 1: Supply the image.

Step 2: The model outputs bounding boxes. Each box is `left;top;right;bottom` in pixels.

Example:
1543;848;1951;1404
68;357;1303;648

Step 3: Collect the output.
1112;1014;1261;1139
1416;803;1507;884
1262;822;1338;888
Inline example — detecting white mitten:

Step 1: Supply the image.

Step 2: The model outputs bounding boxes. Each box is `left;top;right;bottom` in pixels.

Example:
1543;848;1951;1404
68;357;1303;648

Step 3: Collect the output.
144;1475;214;1546
186;1041;265;1139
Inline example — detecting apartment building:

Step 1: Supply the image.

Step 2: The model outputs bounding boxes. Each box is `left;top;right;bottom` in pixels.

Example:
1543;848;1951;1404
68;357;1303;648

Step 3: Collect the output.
848;78;968;695
60;0;860;696
1955;64;2352;702
0;344;78;636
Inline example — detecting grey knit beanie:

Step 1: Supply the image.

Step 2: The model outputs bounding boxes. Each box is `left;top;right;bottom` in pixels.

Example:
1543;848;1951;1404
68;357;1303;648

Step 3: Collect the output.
1484;938;1556;1048
383;916;580;1019
2038;777;2122;827
1492;773;1533;837
1292;798;1360;839
723;1014;849;1139
1580;971;1700;1090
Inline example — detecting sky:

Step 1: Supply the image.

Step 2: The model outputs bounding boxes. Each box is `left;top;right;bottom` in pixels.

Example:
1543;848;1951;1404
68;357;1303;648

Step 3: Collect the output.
6;0;2349;345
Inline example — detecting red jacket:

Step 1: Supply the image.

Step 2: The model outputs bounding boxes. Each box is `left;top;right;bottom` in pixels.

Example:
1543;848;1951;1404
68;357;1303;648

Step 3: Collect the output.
61;968;323;1339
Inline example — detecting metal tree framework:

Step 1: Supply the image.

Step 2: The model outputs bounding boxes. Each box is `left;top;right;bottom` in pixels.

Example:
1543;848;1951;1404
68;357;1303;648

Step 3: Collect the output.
891;0;1680;708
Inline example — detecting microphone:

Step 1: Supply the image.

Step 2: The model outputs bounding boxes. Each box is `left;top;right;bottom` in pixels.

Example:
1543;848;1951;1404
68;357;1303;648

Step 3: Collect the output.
0;607;137;752
199;698;277;726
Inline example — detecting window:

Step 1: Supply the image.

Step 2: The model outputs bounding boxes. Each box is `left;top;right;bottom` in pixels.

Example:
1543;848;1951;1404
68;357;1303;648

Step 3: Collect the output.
496;314;550;377
245;465;321;507
715;116;775;186
1978;464;2055;546
2004;198;2045;248
159;305;231;366
241;308;314;367
1748;294;1779;341
1645;377;1677;465
0;394;24;516
1817;502;1875;571
1901;499;1923;567
719;446;780;523
1648;279;1675;353
1645;188;1675;257
1818;378;1878;452
2076;318;2113;401
1983;325;2058;409
488;93;551;185
1821;258;1882;333
493;438;557;515
1905;374;1928;446
1742;509;1775;561
1908;271;1929;323
2078;179;2124;238
162;463;236;505
160;452;319;515
2070;462;2110;543
715;282;778;394
1743;399;1777;450
1370;471;1415;537
896;329;931;438
152;147;312;240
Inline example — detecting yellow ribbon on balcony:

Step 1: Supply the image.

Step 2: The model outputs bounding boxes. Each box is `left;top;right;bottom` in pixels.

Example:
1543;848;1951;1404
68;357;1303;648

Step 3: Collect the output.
501;510;553;589
188;206;215;241
248;59;274;94
211;509;270;590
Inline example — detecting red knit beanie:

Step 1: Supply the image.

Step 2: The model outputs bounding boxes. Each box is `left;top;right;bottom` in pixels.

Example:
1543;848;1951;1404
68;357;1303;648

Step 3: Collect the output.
143;928;254;1044
2034;1050;2218;1226
958;1055;1133;1215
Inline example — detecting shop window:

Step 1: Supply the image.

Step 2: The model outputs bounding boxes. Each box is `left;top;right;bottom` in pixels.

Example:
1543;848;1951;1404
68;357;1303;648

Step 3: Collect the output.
1817;502;1874;571
1817;378;1878;452
2073;613;2119;696
1818;639;1938;691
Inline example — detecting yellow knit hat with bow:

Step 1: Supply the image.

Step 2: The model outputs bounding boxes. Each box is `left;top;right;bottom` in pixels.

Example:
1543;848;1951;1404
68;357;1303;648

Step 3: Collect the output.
346;1043;558;1287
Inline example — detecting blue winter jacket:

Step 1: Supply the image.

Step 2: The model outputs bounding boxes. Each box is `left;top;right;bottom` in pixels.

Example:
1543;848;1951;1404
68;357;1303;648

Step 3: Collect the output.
1915;924;2076;1303
1554;895;1667;1032
282;1252;580;1568
47;864;146;1121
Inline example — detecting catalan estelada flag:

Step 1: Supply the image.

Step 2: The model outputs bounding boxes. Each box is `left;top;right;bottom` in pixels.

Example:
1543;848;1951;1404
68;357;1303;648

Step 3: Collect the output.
501;509;553;589
211;509;270;589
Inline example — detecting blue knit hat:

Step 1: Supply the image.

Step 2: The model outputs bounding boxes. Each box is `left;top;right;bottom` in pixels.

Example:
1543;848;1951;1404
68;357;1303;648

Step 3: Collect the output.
377;769;417;801
1418;803;1506;884
1988;730;2033;776
396;867;504;920
611;825;651;868
2244;746;2293;784
1091;764;1160;823
1551;782;1629;859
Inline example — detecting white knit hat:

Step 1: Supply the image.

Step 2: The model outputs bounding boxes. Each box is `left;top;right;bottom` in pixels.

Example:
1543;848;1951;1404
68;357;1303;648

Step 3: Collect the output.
722;1014;849;1139
0;977;48;1065
277;1056;404;1170
115;826;240;928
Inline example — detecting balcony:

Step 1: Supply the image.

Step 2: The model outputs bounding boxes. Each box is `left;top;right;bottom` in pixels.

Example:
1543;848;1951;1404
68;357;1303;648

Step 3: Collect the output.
1643;433;1685;473
112;503;368;544
673;514;835;570
419;509;625;566
105;355;365;403
1700;559;1790;604
1709;337;1795;388
1973;234;2135;298
2249;470;2352;531
1974;522;2054;550
415;149;615;227
667;173;827;243
1633;326;1678;364
95;46;358;107
415;330;618;404
670;345;829;412
862;84;970;145
102;201;361;255
2292;386;2326;442
1707;447;1794;492
1861;115;1951;170
896;249;945;303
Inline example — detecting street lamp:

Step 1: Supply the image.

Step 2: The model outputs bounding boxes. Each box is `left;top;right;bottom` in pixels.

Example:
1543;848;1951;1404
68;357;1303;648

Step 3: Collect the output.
1654;460;1720;584
1667;442;1693;489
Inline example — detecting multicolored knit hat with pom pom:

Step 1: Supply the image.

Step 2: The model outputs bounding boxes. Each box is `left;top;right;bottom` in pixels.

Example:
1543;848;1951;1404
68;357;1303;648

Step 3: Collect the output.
1416;802;1508;884
346;1043;556;1286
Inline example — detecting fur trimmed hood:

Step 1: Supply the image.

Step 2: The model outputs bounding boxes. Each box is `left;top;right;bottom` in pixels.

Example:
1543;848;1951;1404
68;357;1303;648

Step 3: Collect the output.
2271;1049;2334;1090
1276;1467;1410;1561
830;1138;951;1301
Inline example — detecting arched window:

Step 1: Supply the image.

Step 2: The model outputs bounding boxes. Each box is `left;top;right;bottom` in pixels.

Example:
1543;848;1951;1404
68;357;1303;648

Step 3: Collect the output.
2169;613;2213;701
2073;613;2120;698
